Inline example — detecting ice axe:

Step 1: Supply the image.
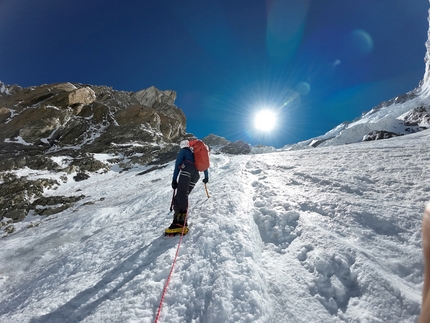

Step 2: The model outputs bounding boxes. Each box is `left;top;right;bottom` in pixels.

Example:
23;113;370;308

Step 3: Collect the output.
204;183;210;198
169;189;176;212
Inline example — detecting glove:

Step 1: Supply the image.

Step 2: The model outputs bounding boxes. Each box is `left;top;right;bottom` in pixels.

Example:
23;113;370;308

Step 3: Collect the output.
203;178;209;184
172;179;178;189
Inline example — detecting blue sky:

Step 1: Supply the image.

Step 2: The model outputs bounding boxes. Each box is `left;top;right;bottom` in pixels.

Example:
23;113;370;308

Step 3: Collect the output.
0;0;428;147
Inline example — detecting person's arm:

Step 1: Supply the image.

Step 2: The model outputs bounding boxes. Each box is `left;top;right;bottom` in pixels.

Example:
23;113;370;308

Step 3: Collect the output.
420;203;430;323
172;150;185;181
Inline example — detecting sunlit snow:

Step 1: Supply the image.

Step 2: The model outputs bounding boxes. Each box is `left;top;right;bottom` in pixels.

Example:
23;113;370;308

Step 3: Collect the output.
0;129;428;322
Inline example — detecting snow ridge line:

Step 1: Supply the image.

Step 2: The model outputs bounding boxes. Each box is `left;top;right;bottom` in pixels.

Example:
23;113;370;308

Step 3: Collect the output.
154;211;189;323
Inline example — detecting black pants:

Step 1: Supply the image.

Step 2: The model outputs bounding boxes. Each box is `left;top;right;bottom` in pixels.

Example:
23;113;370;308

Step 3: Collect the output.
173;163;200;213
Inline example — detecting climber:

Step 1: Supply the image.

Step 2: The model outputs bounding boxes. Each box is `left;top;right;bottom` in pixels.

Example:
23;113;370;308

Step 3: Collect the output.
165;139;209;235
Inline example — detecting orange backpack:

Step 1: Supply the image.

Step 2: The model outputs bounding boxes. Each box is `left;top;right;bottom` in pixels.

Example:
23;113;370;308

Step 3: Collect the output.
189;140;210;171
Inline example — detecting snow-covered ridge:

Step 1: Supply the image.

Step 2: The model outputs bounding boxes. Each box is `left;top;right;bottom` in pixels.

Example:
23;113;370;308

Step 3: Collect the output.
291;92;430;149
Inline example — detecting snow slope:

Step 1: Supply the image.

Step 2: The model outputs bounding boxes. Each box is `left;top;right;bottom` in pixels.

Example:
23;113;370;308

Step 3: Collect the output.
1;130;429;322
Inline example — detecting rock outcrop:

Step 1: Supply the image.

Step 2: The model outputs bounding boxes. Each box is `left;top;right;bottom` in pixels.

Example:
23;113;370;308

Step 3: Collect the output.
219;140;252;155
0;82;186;149
201;134;230;147
402;106;430;126
0;82;188;226
363;130;402;141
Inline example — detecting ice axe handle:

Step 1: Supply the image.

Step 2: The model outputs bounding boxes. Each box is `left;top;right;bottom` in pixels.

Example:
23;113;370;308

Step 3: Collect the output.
170;189;176;212
204;183;210;198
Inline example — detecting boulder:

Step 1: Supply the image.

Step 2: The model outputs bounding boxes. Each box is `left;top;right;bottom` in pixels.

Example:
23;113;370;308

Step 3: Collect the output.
68;87;96;105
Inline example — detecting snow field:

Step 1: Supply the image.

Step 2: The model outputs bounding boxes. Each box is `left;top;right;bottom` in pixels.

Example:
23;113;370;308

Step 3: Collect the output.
0;130;429;322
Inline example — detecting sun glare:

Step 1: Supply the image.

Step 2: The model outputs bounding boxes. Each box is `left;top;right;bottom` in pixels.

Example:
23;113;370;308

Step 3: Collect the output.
254;109;277;132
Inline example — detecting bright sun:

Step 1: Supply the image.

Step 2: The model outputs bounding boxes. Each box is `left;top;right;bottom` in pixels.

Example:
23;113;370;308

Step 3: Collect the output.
254;109;277;132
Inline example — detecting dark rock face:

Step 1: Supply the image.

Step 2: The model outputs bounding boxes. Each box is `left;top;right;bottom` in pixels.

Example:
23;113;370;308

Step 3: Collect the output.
73;173;90;182
0;82;188;227
32;195;86;216
361;106;430;142
402;106;430;127
202;134;230;147
0;172;61;222
201;134;256;155
363;130;402;141
219;140;252;155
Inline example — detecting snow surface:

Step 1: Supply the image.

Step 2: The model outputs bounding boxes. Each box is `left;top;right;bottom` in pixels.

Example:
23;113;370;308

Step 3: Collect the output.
1;130;430;322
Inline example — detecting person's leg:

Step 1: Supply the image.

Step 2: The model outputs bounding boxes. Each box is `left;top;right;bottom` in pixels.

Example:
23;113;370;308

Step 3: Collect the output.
188;167;200;194
171;168;192;226
174;169;191;211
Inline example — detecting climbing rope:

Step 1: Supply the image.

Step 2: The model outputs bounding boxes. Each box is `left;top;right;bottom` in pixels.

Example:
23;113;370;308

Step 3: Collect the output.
154;185;209;322
154;211;189;323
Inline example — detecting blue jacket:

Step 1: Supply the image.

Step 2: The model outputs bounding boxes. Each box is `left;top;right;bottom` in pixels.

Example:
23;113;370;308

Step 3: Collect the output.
173;148;209;180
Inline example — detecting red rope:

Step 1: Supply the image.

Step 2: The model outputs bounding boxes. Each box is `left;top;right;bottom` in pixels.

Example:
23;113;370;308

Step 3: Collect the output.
154;211;189;323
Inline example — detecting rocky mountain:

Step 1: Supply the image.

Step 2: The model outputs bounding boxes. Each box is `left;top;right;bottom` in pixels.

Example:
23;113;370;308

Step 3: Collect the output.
0;82;190;225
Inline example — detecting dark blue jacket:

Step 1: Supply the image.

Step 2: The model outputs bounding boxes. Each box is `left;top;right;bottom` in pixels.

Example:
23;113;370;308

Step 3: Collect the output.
173;148;209;180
